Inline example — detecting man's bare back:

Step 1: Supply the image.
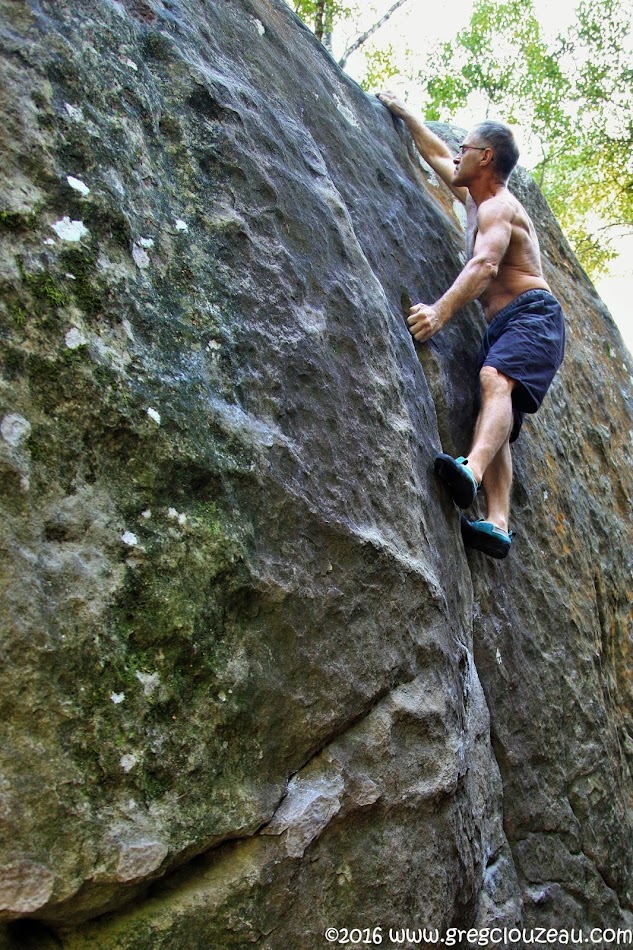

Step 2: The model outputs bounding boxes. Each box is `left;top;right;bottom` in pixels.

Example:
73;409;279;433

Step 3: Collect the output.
466;191;551;322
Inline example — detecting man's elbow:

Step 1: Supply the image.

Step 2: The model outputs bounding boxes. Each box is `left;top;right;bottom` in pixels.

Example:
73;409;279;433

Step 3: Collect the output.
471;256;499;281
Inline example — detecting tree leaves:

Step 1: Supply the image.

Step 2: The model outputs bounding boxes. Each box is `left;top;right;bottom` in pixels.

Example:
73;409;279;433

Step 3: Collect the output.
415;0;633;276
290;0;633;275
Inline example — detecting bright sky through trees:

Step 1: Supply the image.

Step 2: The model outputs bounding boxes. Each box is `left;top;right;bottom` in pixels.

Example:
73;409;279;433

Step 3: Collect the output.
320;0;633;354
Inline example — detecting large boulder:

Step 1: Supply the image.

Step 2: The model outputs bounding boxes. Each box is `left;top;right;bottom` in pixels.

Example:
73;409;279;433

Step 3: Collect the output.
0;0;631;946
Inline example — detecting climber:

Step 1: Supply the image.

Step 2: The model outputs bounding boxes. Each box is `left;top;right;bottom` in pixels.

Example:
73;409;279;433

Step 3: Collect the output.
377;91;565;560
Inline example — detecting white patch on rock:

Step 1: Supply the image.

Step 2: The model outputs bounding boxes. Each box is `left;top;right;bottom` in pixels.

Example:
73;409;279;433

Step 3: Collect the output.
167;507;187;526
124;58;138;71
333;94;359;129
174;219;188;232
43;237;56;246
64;103;84;122
251;16;266;35
121;531;140;547
111;692;125;704
294;305;327;336
121;318;135;341
422;167;441;191
528;886;550;905
1;414;31;448
0;860;55;913
139;237;154;249
136;671;160;696
141;509;152;520
51;217;89;242
453;201;467;230
132;243;150;269
120;753;138;772
146;407;161;425
207;339;222;351
65;272;76;280
66;175;91;197
496;649;503;666
65;327;88;349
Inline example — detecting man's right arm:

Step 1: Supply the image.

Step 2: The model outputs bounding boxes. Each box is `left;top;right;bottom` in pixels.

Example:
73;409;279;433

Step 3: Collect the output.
376;91;467;205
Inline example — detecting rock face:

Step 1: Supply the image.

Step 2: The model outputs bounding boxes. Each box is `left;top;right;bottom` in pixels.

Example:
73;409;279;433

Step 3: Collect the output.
0;0;631;946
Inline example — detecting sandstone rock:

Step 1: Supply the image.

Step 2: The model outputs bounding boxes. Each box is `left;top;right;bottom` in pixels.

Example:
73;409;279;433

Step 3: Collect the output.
0;0;631;946
0;861;54;916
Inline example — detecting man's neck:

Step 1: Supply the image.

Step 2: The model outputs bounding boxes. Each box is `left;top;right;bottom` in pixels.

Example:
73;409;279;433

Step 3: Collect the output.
468;178;507;207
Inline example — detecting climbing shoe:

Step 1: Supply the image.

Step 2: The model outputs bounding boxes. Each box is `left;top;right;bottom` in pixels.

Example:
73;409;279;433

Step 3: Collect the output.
460;515;514;560
434;454;480;508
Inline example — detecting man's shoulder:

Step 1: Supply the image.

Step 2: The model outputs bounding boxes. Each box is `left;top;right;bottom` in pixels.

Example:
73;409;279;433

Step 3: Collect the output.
476;192;517;226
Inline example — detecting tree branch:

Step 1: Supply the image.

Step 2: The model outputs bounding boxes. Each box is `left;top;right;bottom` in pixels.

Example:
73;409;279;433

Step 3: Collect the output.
338;0;412;69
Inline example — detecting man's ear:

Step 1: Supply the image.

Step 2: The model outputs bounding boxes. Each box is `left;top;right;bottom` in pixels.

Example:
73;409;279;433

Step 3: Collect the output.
481;147;494;167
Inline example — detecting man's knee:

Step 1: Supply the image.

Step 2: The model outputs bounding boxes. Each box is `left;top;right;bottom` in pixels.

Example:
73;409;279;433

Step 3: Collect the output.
479;364;516;396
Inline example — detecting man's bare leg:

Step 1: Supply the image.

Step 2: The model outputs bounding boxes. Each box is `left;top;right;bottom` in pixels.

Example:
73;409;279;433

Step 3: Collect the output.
480;439;512;532
434;367;516;524
466;366;515;482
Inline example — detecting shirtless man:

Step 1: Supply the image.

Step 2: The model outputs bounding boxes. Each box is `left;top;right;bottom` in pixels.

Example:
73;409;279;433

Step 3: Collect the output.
377;91;565;559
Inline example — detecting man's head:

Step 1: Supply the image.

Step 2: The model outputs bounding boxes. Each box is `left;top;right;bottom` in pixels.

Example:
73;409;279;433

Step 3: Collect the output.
453;121;519;186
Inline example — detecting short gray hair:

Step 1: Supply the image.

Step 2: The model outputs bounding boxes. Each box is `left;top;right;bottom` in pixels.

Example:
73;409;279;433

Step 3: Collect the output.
473;121;519;181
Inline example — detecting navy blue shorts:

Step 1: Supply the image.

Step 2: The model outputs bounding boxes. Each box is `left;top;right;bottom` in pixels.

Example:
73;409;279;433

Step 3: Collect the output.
477;289;565;442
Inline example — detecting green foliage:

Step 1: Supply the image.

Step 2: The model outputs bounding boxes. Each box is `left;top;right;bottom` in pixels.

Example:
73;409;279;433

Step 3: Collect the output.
291;0;632;276
291;0;408;77
293;0;353;45
359;44;401;91
415;0;633;276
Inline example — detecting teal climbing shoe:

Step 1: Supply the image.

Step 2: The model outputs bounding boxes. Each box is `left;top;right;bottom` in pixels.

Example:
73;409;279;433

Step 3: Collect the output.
434;454;480;508
460;516;514;559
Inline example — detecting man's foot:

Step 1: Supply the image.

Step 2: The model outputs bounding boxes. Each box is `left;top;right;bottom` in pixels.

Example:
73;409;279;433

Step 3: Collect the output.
434;454;480;508
460;515;514;559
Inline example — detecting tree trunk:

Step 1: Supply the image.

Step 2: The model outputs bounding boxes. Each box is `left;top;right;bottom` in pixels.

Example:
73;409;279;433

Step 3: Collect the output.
314;0;326;42
323;0;333;51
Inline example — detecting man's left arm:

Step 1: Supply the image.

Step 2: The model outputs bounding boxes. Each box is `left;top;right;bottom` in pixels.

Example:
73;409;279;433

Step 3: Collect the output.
407;201;513;342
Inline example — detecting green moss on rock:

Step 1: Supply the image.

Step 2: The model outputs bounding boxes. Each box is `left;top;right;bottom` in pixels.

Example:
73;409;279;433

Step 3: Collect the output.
0;209;38;233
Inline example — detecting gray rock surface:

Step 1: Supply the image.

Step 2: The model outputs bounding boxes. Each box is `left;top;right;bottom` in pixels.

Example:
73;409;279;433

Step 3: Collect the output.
0;0;631;946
